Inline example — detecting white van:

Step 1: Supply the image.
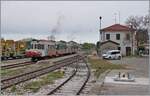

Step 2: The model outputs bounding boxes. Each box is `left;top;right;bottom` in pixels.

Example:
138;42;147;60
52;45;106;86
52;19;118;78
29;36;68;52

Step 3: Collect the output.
102;50;121;60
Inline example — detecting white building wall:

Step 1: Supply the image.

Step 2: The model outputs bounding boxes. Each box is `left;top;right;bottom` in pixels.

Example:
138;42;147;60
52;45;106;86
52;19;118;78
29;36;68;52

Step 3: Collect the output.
101;31;135;56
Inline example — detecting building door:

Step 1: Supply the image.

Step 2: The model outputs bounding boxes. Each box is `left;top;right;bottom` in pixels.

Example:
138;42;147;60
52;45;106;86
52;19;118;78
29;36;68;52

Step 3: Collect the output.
126;47;131;56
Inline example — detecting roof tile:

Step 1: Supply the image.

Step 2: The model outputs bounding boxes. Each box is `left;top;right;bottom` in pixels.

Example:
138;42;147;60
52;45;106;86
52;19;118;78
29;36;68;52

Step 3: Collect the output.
101;24;135;32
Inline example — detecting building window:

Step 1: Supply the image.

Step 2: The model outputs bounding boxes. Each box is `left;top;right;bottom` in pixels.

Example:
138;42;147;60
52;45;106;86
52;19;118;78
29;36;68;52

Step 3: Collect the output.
118;47;121;50
116;34;120;40
126;34;130;40
106;34;110;40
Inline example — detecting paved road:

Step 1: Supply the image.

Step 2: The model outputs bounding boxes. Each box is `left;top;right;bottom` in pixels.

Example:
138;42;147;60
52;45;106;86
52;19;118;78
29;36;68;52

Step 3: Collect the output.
101;56;150;95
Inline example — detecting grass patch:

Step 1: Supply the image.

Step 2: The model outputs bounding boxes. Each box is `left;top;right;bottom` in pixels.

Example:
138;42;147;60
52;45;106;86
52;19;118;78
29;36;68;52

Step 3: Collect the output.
24;81;42;92
10;85;17;92
10;85;24;95
24;71;64;92
0;69;22;76
124;55;140;58
88;57;125;78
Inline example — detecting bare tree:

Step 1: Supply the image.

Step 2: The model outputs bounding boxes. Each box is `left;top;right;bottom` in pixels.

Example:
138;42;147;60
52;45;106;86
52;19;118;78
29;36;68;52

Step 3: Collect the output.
125;15;149;45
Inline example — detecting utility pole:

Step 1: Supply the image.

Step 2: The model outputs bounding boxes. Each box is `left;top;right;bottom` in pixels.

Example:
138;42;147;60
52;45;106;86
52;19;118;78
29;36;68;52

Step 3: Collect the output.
99;16;102;57
149;0;150;44
148;0;150;95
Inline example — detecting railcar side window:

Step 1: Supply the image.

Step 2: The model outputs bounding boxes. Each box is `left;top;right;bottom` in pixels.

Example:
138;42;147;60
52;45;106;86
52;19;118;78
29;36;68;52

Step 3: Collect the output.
36;44;38;49
56;45;59;49
31;44;33;49
35;44;37;49
52;45;55;50
41;44;44;49
40;44;42;49
37;44;40;49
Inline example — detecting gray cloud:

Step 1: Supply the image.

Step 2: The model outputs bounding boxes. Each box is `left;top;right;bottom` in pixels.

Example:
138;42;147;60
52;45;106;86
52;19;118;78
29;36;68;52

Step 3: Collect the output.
1;1;148;43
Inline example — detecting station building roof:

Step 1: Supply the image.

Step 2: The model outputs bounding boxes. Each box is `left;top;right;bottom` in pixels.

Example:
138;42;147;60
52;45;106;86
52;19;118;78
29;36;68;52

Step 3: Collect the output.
101;24;135;32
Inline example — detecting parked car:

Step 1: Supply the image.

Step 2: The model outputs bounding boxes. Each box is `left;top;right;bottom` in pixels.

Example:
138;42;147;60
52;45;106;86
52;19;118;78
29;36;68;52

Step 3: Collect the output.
102;50;122;60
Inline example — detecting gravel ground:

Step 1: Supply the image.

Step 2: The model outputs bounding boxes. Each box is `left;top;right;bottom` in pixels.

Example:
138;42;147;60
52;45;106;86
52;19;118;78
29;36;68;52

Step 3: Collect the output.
100;56;150;95
100;83;149;95
107;56;149;77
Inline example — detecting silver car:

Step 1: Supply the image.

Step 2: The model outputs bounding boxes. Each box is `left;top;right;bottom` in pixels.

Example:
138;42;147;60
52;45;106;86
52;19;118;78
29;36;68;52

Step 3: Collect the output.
102;50;122;60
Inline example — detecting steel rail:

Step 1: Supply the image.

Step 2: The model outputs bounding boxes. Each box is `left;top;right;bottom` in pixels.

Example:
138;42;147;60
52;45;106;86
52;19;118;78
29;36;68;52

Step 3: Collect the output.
1;55;80;90
1;61;35;70
47;63;78;95
76;57;91;95
47;56;91;95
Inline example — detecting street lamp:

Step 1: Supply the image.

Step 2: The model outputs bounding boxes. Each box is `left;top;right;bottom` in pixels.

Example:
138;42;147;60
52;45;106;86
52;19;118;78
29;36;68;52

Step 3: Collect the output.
99;16;102;57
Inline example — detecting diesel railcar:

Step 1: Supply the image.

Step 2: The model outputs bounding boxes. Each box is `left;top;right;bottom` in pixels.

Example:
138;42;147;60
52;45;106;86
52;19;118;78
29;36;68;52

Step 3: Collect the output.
25;40;79;61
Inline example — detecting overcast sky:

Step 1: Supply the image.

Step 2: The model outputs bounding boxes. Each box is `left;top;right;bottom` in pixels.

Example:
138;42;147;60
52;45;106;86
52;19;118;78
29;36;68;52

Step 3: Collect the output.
1;1;149;43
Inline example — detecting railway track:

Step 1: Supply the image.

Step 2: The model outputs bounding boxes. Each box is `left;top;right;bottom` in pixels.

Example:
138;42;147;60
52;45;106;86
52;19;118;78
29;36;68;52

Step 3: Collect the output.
1;57;28;61
47;56;91;95
1;55;81;90
1;61;35;70
1;54;77;70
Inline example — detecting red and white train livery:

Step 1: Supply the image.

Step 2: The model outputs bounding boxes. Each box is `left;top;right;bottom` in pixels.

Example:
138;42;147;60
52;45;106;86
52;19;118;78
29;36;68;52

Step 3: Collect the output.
25;40;79;61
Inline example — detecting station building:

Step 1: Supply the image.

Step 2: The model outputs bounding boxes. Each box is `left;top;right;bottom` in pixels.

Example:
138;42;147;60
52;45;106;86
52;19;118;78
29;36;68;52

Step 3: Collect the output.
99;24;137;56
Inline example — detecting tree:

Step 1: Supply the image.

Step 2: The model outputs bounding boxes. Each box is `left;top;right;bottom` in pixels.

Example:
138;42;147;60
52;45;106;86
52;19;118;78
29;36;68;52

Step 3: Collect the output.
82;43;95;50
125;15;149;45
125;15;149;30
